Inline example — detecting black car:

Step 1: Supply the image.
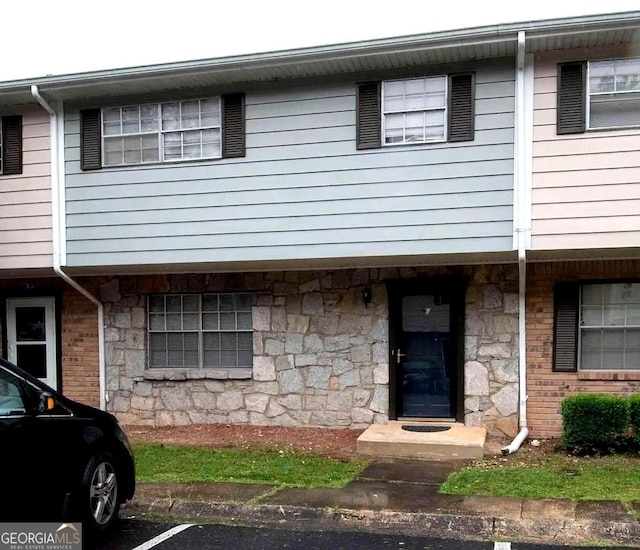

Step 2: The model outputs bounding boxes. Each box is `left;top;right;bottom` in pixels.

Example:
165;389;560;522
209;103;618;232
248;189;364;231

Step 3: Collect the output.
0;357;135;532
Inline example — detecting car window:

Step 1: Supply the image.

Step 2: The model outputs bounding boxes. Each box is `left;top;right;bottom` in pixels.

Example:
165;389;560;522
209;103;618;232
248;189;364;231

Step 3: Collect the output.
0;368;27;416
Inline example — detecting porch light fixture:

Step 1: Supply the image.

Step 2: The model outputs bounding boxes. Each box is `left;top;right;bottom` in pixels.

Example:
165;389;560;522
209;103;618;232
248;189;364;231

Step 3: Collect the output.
362;286;372;307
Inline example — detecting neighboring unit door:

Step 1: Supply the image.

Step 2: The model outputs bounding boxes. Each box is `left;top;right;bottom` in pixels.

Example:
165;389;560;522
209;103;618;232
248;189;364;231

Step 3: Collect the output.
388;278;465;420
6;297;57;390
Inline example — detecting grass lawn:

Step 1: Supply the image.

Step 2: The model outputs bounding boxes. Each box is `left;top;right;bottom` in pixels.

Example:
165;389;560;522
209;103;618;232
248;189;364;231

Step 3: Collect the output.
134;443;369;488
441;454;640;501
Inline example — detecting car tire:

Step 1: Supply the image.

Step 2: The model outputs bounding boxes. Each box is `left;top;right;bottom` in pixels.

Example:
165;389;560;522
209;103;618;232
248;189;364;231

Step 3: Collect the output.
77;453;121;533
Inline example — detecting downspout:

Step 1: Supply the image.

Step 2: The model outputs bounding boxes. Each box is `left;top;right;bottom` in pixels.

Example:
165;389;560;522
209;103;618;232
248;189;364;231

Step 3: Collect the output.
31;85;107;411
502;31;530;454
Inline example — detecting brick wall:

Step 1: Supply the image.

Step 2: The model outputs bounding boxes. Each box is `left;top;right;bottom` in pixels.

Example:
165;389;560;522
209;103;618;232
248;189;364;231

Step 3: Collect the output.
527;260;640;438
60;284;100;406
0;277;99;407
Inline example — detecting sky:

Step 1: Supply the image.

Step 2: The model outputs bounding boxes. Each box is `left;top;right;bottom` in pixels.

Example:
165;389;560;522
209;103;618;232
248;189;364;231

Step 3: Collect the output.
2;0;640;82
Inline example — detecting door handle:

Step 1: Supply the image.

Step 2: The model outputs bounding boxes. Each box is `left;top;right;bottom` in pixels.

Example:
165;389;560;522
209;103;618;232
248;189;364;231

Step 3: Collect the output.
396;349;406;360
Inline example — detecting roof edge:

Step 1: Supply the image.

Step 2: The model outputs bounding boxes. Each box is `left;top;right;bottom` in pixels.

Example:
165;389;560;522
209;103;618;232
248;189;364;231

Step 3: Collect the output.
0;10;638;93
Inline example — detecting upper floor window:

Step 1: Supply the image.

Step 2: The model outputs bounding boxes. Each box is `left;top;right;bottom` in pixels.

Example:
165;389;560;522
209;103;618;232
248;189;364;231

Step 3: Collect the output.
102;98;222;166
80;94;245;170
148;293;253;370
356;73;475;150
557;58;640;134
588;58;640;130
0;116;23;176
382;76;447;145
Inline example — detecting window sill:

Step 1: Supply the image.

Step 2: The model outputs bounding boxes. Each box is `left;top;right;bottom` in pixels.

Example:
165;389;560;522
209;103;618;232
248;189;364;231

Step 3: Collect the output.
101;155;224;171
381;138;447;148
143;368;253;381
577;371;640;381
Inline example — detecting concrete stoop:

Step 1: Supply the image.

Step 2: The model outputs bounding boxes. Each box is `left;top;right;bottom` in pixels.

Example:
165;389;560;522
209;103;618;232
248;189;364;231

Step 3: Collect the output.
356;421;486;460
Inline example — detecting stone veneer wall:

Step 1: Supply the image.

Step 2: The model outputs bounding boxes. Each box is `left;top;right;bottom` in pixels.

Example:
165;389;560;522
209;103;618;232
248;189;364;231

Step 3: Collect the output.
100;265;519;435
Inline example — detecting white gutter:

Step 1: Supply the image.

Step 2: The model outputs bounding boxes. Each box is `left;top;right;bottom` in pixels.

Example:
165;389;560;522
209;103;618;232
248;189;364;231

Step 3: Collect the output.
502;31;531;455
30;85;107;411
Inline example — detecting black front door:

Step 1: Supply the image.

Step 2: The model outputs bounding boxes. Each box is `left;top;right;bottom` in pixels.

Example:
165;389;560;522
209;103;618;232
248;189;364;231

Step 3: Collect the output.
388;277;465;420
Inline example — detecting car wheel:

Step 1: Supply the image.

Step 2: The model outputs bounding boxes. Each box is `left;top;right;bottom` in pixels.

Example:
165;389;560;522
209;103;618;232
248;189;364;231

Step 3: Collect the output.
79;453;120;532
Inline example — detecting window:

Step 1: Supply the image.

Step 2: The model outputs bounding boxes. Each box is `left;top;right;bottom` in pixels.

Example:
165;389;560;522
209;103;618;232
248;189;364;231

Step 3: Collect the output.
0;116;23;176
382;76;447;144
148;293;253;369
102;98;221;166
557;58;640;134
80;93;245;170
579;283;640;371
356;73;474;149
553;281;640;372
588;58;640;129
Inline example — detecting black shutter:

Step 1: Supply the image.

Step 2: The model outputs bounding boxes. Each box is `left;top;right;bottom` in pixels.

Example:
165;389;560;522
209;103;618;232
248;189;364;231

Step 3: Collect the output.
557;62;586;135
356;81;381;150
80;108;102;170
222;93;245;158
553;282;580;372
448;73;475;142
2;115;23;175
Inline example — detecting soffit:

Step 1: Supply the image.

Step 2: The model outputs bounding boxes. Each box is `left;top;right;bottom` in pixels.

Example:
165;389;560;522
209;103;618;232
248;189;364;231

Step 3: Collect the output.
0;16;638;107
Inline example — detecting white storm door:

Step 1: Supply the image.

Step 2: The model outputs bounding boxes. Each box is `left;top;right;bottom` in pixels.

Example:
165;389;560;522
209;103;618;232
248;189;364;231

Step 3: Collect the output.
6;297;57;390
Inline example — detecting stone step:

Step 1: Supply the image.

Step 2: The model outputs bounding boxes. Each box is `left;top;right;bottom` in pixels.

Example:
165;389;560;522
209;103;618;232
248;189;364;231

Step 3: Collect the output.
356;421;486;461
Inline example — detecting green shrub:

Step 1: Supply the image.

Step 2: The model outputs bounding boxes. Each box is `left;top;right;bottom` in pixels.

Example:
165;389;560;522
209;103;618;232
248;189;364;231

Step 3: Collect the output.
628;394;640;447
561;394;630;455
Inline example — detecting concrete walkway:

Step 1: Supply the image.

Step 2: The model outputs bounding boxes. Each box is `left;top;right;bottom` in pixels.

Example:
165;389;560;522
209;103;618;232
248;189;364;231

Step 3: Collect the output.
124;457;640;547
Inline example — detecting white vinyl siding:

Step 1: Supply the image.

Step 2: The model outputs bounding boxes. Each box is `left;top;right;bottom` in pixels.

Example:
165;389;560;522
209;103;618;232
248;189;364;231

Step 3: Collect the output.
103;98;221;166
587;58;640;130
579;282;640;371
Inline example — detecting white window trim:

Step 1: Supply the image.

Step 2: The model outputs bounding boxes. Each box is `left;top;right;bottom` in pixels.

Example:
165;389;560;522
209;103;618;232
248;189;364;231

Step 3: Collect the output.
101;98;222;167
577;282;640;372
586;57;640;131
6;297;58;389
381;76;448;146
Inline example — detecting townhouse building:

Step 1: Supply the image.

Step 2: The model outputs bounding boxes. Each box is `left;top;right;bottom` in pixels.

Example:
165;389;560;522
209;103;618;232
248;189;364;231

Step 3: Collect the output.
1;11;639;442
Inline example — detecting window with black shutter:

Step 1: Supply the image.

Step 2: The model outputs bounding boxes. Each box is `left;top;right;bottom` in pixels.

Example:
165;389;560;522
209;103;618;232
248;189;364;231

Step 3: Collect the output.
222;93;245;158
554;281;640;372
356;81;381;149
0;115;23;176
553;282;579;372
81;94;246;170
448;73;475;142
357;73;475;148
557;62;586;135
81;109;102;170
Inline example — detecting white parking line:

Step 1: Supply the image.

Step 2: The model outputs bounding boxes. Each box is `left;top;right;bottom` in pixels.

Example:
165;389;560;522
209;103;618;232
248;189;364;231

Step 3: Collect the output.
494;543;511;550
131;524;194;550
